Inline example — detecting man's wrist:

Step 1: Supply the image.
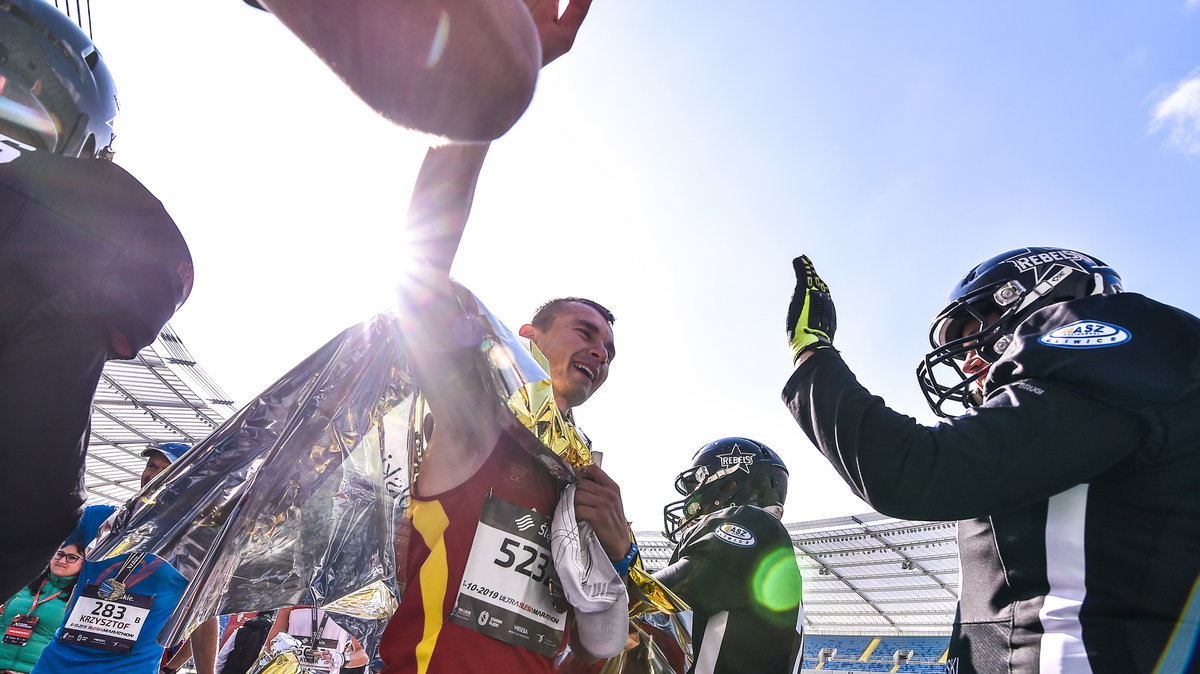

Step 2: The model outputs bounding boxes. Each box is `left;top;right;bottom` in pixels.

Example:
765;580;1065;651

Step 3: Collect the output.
794;345;832;368
611;541;638;577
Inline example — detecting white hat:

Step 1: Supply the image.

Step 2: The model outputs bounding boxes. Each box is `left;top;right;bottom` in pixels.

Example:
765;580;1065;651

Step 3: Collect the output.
551;482;629;659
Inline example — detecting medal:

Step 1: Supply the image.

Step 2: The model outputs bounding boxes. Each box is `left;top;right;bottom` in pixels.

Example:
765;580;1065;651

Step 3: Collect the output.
99;579;126;601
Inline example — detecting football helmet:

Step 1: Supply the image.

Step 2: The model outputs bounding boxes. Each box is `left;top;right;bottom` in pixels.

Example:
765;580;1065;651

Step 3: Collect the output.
663;437;788;543
0;0;118;157
916;247;1122;417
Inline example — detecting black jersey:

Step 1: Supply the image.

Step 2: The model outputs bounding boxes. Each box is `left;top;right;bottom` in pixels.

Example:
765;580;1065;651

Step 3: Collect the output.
654;505;803;674
0;136;192;357
783;292;1200;674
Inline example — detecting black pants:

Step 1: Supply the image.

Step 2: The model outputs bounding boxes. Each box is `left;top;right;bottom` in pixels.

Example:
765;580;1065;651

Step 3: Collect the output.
0;314;108;599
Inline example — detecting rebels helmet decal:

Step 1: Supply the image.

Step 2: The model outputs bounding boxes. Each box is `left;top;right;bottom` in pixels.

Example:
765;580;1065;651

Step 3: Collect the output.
717;445;756;473
663;437;788;543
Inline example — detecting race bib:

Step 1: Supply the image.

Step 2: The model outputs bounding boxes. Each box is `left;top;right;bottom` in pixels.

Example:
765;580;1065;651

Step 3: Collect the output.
449;495;566;656
58;584;153;653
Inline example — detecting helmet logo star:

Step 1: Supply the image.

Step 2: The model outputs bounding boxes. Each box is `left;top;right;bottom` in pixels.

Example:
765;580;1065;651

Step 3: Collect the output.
717;445;755;473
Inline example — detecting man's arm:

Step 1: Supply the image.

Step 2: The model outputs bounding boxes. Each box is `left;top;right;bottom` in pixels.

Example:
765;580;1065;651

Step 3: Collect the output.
263;607;296;651
189;617;219;674
397;0;596;495
397;143;503;496
162;639;191;674
783;350;1145;520
399;0;595;277
345;635;370;669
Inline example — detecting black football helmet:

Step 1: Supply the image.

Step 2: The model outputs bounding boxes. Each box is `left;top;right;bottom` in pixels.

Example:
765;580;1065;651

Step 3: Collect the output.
0;0;118;157
663;437;789;543
916;247;1122;417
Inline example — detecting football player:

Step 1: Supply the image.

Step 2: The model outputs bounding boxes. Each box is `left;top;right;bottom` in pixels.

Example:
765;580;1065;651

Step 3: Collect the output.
657;437;804;674
0;0;192;600
785;249;1200;673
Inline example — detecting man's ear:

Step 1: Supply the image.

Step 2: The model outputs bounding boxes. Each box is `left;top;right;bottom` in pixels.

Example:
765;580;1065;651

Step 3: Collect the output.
518;323;536;339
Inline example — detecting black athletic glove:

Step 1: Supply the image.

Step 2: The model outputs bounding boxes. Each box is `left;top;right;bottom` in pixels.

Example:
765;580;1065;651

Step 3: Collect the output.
786;255;836;363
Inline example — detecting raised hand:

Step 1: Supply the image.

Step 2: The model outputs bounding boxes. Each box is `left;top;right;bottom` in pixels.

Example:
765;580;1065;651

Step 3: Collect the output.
786;255;837;363
525;0;595;65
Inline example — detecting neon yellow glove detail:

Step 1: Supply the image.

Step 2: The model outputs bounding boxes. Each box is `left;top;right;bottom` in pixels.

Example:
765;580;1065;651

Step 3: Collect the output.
786;255;836;363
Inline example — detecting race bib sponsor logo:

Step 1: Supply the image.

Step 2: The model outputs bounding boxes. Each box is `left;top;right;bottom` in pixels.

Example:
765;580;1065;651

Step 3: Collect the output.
1038;320;1131;349
714;523;757;548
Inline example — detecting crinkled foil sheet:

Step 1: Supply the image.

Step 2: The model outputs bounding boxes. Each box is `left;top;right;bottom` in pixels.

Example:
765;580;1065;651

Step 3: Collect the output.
88;282;684;663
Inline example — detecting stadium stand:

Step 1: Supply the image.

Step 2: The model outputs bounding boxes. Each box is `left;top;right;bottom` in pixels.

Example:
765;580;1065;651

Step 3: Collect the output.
799;635;949;672
85;324;235;504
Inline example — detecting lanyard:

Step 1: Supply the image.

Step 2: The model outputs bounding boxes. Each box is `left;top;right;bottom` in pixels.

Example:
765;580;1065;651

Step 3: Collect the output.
29;580;63;612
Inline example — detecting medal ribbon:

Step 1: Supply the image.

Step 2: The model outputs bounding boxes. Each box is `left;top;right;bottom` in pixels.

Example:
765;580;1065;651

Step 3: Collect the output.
111;552;146;583
100;551;148;597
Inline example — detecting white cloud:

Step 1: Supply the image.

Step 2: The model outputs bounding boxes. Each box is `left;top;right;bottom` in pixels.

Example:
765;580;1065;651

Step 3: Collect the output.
1188;0;1200;11
1151;71;1200;154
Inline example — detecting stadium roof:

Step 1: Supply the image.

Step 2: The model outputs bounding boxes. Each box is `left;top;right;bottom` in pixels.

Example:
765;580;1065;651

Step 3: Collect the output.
85;324;236;504
637;511;960;637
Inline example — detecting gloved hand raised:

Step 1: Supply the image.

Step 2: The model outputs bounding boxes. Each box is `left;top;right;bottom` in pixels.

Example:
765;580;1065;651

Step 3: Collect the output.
786;255;836;363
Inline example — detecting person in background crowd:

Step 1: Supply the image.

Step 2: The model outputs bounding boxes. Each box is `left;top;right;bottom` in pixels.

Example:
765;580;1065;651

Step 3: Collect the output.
214;611;274;674
0;0;193;601
262;607;367;674
0;545;83;673
783;249;1200;673
33;443;196;674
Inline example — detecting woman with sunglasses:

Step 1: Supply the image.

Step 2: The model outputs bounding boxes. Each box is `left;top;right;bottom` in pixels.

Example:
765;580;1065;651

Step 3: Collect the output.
0;546;83;673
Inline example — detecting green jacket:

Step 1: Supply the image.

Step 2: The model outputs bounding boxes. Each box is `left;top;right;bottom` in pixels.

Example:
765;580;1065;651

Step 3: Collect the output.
0;573;76;672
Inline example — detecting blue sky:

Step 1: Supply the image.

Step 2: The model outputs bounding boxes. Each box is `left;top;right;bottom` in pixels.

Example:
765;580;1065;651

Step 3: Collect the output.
91;1;1200;531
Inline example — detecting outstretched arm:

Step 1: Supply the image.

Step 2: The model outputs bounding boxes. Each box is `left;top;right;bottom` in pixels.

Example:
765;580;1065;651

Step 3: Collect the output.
401;0;597;278
397;0;598;494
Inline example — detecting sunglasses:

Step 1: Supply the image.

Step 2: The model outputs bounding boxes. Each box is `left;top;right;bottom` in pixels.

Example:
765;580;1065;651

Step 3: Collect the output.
53;551;83;564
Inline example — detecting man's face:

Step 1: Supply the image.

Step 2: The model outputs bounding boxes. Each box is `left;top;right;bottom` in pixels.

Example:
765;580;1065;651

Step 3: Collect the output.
520;302;615;411
141;452;172;487
958;311;1002;396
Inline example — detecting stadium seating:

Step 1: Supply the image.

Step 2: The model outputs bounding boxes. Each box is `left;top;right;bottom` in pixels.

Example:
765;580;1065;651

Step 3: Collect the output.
800;635;949;673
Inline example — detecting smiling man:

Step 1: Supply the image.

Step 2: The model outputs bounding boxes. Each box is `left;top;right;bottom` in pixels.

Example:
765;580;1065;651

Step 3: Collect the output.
377;1;632;672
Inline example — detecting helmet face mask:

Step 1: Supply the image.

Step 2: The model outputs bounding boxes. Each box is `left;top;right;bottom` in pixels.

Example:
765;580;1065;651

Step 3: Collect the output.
917;247;1122;417
663;437;788;543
